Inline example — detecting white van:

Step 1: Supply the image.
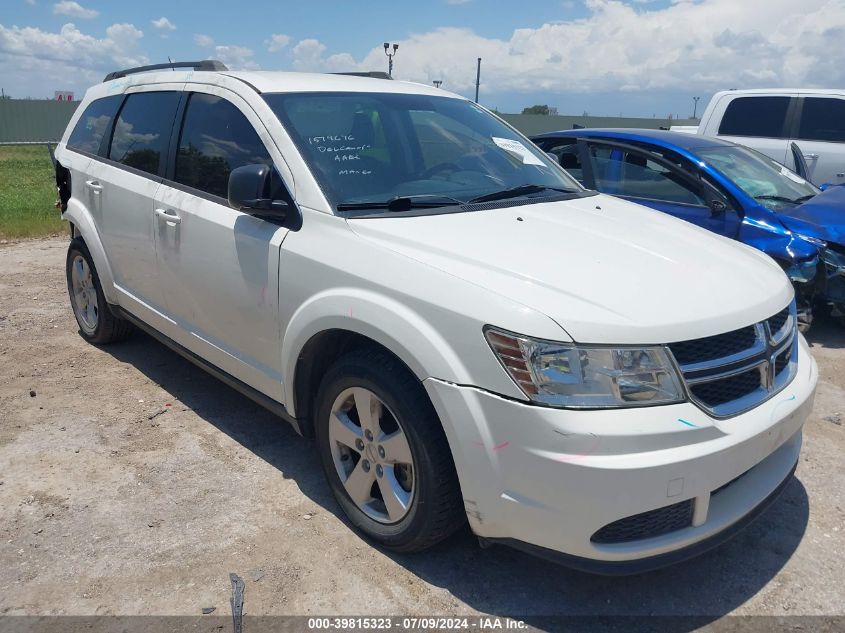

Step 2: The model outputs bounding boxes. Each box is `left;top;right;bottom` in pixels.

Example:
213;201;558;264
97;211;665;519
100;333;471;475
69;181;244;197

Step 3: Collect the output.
698;89;845;185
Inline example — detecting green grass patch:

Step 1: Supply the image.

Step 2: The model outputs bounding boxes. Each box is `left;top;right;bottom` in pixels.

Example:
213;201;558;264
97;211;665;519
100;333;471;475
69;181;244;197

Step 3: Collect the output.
0;144;64;239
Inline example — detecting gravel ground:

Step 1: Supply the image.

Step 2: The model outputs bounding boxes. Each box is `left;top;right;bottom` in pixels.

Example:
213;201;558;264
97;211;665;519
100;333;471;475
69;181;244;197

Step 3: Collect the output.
0;237;843;628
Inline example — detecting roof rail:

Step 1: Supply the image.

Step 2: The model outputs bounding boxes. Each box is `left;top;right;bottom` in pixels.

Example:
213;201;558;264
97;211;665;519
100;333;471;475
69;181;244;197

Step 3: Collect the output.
331;71;393;80
103;60;229;83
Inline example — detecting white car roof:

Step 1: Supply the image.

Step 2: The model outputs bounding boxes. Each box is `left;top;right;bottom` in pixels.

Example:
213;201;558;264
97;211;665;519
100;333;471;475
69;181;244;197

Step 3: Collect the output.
84;69;463;101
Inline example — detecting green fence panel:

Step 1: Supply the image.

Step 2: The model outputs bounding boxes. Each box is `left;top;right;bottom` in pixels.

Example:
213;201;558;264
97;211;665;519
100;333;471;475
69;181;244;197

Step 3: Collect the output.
0;100;80;144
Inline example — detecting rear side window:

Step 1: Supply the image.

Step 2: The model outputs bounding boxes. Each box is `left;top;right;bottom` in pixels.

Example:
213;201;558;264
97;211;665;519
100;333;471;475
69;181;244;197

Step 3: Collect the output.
798;97;845;142
718;96;790;138
67;95;122;154
174;93;272;199
588;144;706;206
538;140;585;183
108;91;181;176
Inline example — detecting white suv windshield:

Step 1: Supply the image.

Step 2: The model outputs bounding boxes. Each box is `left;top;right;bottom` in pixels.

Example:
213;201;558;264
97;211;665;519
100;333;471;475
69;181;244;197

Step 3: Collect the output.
264;92;584;213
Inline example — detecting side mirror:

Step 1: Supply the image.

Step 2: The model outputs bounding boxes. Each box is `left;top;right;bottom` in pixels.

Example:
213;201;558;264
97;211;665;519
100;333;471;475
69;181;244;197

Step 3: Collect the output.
228;164;290;220
709;199;728;216
819;183;832;191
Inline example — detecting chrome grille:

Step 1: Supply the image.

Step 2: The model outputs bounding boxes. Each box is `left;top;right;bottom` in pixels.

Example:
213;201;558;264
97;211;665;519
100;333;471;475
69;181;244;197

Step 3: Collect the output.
668;301;798;418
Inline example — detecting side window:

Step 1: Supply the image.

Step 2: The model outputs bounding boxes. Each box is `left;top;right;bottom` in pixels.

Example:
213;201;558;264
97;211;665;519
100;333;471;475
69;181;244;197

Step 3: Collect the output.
108;91;180;175
589;144;706;205
539;141;584;183
175;93;273;199
67;95;122;154
797;97;845;142
718;96;790;138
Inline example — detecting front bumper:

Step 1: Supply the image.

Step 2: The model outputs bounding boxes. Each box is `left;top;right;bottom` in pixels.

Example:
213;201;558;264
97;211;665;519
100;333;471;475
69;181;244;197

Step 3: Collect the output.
424;335;817;572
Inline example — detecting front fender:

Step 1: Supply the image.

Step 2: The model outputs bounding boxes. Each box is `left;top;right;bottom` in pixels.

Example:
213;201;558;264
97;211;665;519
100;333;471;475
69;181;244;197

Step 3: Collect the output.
281;287;487;417
62;201;119;306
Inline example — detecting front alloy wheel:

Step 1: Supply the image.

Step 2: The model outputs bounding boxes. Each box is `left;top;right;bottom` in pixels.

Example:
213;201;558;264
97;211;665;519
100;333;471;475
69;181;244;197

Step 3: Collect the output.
328;387;415;524
315;348;465;552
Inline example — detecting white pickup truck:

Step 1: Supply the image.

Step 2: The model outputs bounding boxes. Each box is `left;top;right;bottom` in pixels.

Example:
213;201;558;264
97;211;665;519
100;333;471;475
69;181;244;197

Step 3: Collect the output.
696;89;845;185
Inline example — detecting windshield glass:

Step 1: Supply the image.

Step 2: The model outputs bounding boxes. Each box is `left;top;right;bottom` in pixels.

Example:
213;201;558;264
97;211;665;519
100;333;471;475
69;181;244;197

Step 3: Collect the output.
264;92;583;212
697;145;820;211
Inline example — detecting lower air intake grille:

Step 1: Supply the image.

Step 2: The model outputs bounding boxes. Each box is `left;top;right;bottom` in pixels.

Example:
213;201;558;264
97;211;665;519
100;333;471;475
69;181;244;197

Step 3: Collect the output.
591;499;694;544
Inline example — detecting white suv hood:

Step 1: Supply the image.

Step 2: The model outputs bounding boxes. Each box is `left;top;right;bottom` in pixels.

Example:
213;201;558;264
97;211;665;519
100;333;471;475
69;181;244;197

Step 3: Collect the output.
348;194;793;345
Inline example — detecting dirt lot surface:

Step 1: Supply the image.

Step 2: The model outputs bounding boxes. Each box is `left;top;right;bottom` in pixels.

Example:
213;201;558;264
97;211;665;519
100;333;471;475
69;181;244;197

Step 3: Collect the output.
1;237;844;626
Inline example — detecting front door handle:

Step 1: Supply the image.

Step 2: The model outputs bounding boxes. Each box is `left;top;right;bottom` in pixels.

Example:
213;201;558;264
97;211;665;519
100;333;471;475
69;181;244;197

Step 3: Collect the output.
85;180;103;193
155;208;181;225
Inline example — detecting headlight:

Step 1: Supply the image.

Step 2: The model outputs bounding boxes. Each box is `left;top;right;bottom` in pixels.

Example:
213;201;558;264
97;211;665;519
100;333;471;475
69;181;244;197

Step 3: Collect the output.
485;328;686;408
783;256;819;284
822;248;845;274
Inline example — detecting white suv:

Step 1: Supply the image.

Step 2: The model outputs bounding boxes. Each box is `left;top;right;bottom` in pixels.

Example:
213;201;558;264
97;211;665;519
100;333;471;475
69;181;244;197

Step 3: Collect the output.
54;61;817;574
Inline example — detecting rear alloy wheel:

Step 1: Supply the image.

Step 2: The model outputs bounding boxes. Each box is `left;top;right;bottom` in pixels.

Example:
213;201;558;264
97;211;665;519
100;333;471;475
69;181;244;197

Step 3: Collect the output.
69;253;99;335
315;348;465;552
66;237;134;344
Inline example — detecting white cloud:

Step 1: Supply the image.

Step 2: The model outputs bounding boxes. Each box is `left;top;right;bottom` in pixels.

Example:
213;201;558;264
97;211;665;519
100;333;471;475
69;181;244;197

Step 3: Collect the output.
151;17;176;31
194;33;214;47
53;1;98;19
290;38;356;73
214;44;259;70
0;22;146;97
266;33;290;52
26;0;37;5
289;0;845;99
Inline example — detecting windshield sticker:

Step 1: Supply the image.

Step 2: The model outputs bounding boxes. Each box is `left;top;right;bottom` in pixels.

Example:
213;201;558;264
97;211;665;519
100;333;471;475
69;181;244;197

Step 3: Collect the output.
491;137;545;166
780;166;807;185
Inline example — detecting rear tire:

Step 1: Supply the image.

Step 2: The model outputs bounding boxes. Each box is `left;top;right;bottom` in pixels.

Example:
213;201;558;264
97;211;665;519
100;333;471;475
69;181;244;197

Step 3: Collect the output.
314;347;465;552
66;237;133;344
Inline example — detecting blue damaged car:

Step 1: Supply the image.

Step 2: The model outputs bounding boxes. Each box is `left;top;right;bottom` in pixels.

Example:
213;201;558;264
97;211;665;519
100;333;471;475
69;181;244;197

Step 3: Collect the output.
532;129;845;329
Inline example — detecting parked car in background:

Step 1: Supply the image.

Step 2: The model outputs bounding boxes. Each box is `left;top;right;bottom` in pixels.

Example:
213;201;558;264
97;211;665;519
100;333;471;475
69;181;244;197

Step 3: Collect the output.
532;129;845;328
696;89;845;186
53;61;817;574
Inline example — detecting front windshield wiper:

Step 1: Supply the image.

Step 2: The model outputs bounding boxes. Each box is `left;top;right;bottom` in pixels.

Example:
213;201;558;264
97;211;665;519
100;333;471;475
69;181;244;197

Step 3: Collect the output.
755;194;802;205
336;194;465;213
794;194;817;204
467;184;576;204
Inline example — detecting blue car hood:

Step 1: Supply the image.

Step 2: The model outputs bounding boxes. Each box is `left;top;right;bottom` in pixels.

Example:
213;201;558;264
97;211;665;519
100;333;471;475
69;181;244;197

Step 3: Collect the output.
777;185;845;246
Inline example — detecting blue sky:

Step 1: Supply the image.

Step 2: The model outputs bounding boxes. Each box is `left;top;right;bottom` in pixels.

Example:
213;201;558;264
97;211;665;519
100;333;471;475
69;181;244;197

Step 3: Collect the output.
1;1;841;116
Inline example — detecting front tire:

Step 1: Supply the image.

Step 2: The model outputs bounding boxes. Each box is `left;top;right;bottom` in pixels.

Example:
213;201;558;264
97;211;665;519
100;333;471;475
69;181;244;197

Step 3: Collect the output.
314;348;465;552
66;237;133;344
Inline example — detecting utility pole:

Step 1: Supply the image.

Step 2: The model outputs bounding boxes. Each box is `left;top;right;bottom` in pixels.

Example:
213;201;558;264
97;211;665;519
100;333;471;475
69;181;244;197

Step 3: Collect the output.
474;57;481;103
383;42;399;77
692;96;700;119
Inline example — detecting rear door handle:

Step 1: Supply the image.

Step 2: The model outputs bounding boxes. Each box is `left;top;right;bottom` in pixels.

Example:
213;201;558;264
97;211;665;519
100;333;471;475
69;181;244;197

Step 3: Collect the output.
155;208;181;225
85;180;103;193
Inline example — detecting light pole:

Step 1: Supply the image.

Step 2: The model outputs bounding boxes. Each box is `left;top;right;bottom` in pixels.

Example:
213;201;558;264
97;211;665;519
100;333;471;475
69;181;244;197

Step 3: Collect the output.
432;80;443;88
692;96;700;119
383;42;398;77
474;57;481;103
